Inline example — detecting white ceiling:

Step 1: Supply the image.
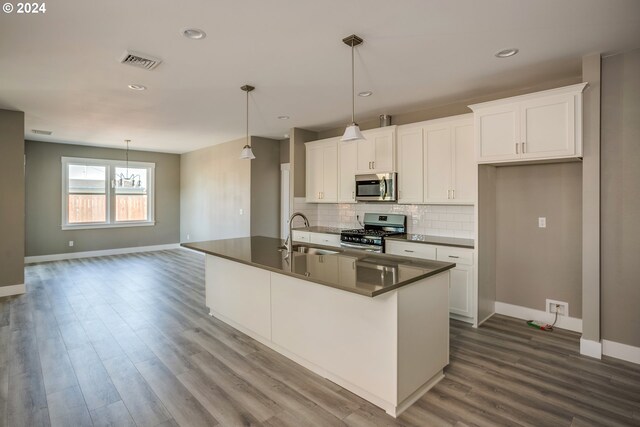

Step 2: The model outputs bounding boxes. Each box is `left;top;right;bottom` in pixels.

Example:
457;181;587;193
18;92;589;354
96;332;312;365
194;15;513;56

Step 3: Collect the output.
1;0;639;154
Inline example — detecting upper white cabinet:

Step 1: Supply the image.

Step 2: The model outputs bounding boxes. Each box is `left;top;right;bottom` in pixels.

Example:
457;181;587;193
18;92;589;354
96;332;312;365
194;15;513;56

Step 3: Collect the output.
305;138;338;203
356;126;396;173
397;115;475;205
469;83;587;164
397;128;424;204
338;140;358;203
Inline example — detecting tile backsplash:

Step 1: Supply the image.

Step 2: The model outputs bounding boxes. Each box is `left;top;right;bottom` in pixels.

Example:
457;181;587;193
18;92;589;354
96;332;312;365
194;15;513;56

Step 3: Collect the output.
293;198;475;239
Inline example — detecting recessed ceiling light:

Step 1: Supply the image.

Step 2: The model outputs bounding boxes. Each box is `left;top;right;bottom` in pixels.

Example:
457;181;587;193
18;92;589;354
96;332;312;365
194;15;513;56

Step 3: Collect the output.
182;28;206;40
358;91;373;97
495;48;519;58
128;84;147;91
278;115;290;120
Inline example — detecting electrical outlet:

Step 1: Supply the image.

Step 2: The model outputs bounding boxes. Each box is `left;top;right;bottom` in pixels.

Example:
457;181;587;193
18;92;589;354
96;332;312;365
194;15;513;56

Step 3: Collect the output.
239;208;244;215
68;240;74;247
546;299;568;316
186;234;190;241
538;217;546;228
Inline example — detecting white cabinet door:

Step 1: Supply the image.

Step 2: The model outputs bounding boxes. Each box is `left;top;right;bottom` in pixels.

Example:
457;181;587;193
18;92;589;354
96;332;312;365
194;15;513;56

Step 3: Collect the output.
475;103;520;163
291;230;310;243
397;128;423;204
451;122;475;204
520;93;575;159
385;240;437;260
306;139;338;203
356;127;397;173
372;132;395;172
338;141;358;203
309;232;341;248
448;264;473;318
322;142;338;202
423;125;452;204
306;144;323;202
356;139;375;173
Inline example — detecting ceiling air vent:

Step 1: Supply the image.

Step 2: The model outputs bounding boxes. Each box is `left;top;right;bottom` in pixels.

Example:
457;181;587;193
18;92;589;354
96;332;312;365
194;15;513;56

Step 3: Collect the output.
32;129;52;135
119;50;162;70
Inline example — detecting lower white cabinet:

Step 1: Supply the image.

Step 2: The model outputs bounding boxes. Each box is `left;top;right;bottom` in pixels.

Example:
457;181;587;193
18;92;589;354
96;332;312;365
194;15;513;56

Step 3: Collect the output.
385;240;437;260
437;246;474;319
385;240;476;323
291;230;310;243
309;232;341;248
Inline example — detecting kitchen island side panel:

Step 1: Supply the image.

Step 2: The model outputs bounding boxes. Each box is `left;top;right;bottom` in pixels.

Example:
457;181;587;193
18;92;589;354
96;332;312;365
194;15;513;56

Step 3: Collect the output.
206;255;272;340
270;272;399;405
397;272;449;403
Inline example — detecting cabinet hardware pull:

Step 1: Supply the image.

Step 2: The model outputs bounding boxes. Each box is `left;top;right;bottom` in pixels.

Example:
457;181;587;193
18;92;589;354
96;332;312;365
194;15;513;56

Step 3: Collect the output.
404;250;414;253
372;161;375;169
352;191;355;199
448;255;460;259
452;189;455;199
516;143;519;154
447;190;451;199
522;142;526;153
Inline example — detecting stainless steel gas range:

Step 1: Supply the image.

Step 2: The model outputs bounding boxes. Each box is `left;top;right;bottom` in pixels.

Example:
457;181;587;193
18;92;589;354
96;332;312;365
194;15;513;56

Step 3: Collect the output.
340;213;407;253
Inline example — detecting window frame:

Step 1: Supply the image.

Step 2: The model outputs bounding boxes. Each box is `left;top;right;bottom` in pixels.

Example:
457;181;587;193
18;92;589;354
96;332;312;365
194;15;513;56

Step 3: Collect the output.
61;156;156;230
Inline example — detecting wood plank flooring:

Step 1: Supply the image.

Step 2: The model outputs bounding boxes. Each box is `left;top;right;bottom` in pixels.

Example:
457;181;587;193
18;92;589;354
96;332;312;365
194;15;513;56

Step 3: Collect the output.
0;249;638;426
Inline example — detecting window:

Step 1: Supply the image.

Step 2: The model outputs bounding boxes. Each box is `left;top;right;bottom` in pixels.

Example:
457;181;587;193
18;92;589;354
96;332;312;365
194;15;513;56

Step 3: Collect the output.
62;157;155;229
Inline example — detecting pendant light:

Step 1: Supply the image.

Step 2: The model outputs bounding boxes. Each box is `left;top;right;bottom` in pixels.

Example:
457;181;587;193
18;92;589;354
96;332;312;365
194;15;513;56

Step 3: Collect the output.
239;84;256;160
341;34;365;142
114;139;141;188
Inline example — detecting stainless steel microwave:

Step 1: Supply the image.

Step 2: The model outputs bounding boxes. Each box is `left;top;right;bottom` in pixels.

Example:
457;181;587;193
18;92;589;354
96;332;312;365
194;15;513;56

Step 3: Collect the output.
355;173;397;202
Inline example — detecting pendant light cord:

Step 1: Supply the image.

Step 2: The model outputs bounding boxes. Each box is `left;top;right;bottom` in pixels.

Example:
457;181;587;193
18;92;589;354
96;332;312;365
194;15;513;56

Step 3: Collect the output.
125;139;129;176
246;89;249;146
351;41;355;125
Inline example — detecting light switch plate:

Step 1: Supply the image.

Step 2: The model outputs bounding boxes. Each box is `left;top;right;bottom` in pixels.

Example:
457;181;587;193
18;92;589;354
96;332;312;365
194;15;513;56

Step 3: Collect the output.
538;217;546;228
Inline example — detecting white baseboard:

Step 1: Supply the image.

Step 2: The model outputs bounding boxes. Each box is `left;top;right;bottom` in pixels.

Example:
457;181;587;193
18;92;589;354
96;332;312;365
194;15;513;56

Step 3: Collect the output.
0;283;26;297
603;339;640;365
25;243;181;264
494;301;583;333
580;337;602;359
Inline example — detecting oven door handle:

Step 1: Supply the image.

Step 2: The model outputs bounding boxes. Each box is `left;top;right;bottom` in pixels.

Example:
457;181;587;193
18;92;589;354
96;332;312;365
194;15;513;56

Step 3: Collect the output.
340;242;381;252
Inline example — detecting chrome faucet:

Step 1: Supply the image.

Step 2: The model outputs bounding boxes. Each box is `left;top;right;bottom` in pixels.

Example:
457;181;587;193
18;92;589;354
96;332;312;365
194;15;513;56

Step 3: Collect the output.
281;211;309;253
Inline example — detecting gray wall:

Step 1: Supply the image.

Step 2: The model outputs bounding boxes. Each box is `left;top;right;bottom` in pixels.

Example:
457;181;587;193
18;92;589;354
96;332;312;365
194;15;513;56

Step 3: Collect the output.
25;140;180;257
495;163;583;317
180;138;251;242
0;109;24;287
601;49;640;347
477;165;497;323
280;138;290;164
250;137;281;238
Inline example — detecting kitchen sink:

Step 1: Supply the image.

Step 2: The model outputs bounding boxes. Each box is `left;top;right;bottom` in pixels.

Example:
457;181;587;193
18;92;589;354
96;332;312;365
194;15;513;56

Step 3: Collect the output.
292;246;339;255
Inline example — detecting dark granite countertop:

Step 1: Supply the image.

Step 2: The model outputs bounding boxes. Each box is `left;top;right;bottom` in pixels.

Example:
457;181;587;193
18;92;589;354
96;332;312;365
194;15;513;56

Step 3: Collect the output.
182;236;455;297
385;234;475;249
292;226;343;235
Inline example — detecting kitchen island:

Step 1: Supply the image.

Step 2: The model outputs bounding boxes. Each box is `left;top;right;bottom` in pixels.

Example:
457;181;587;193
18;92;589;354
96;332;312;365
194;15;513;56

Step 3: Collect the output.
182;236;455;417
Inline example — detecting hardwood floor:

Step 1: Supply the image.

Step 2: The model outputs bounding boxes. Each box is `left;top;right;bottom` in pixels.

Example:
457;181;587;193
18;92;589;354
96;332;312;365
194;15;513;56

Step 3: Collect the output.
1;249;639;426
